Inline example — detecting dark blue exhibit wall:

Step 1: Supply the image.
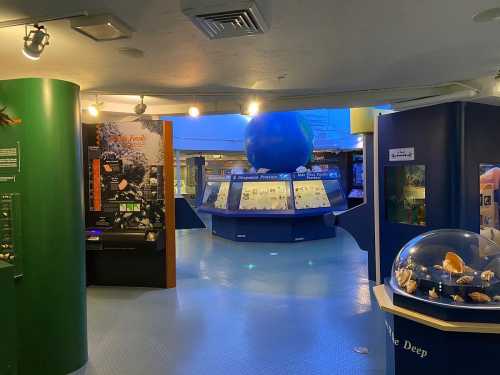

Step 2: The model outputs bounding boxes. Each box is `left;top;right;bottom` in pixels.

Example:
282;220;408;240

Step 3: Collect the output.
462;102;500;232
377;102;500;279
336;134;376;280
378;104;461;279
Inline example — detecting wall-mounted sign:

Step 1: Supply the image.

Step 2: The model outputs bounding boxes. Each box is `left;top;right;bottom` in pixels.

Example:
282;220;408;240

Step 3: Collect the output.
0;143;20;172
231;173;292;182
0;176;15;183
389;147;415;162
89;120;165;229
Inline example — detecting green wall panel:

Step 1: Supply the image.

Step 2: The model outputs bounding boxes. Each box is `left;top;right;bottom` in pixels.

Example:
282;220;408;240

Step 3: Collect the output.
0;261;17;375
0;78;87;374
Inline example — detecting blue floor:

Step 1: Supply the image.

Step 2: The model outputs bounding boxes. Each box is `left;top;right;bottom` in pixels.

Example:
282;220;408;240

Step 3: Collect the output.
80;224;386;375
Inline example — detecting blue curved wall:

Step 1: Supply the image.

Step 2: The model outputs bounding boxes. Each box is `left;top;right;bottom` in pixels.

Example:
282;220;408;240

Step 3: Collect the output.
163;108;368;152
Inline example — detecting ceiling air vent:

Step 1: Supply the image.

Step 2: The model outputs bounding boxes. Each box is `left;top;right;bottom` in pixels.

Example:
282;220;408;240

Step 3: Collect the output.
182;0;268;39
71;14;133;41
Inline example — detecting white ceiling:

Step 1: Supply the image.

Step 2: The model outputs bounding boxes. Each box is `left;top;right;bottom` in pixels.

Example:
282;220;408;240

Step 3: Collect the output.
2;0;500;112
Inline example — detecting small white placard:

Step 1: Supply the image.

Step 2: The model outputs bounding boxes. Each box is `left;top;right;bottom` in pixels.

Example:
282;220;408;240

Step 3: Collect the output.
389;147;415;162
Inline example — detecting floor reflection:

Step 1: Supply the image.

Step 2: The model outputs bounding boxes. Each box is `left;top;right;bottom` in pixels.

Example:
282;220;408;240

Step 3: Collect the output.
81;226;386;375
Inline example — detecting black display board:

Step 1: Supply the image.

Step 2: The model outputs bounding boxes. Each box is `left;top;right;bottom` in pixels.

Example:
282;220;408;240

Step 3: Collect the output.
82;122;167;287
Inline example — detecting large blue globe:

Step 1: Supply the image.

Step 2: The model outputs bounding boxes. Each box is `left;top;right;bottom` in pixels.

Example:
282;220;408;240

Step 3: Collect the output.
245;112;314;173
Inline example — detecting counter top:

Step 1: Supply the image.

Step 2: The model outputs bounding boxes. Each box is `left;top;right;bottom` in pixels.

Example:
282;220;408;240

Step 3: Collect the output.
373;284;500;334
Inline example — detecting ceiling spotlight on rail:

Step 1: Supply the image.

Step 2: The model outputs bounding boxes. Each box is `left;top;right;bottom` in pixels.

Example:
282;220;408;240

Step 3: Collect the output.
22;24;50;60
134;95;147;115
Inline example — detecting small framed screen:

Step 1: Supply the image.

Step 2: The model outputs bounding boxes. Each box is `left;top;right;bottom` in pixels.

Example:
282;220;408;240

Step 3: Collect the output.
385;165;426;226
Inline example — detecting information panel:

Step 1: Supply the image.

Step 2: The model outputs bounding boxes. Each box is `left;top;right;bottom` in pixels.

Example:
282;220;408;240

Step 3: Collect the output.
293;180;330;209
0;142;20;174
239;181;289;210
214;181;230;209
0;193;22;276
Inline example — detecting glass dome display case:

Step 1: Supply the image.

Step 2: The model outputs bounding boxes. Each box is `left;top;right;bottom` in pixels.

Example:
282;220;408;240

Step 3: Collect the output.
390;229;500;321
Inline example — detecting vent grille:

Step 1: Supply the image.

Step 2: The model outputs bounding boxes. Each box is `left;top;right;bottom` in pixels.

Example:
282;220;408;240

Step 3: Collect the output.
185;1;268;39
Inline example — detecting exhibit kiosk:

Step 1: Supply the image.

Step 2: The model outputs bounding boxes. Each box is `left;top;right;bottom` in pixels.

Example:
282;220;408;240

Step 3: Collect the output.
377;102;500;280
199;170;348;242
82;120;177;288
198;110;358;242
372;102;500;374
375;229;500;374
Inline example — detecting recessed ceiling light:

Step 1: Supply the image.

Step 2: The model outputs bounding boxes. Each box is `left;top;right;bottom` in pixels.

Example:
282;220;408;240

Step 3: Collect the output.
118;47;144;58
246;100;260;116
473;8;500;23
188;105;200;118
87;96;103;117
70;14;133;41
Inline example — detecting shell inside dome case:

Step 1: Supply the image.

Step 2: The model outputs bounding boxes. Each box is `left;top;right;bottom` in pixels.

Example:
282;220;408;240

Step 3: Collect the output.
391;229;500;309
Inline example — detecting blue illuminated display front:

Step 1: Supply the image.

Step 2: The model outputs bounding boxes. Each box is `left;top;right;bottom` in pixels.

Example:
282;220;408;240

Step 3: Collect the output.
293;170;340;180
162;107;379;152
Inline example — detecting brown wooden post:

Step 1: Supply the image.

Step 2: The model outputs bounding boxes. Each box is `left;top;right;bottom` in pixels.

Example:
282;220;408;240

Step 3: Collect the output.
163;121;176;288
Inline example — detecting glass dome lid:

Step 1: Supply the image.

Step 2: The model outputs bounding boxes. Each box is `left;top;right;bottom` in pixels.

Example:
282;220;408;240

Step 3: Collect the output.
391;229;500;309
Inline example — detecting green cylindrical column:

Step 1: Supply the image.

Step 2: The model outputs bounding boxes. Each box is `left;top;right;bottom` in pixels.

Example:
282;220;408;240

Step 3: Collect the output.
0;78;87;374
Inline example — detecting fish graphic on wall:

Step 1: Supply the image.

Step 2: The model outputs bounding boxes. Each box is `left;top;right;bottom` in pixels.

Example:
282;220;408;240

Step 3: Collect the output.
0;106;22;126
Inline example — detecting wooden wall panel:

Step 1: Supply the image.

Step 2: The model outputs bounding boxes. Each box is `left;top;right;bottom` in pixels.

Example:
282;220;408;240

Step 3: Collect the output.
163;121;176;288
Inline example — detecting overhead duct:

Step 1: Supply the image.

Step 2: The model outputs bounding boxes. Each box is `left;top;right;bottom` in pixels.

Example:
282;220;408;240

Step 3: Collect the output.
181;0;268;39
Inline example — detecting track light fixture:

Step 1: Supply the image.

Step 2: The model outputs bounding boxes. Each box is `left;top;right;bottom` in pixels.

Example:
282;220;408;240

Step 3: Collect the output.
22;24;50;60
134;95;147;115
87;95;102;117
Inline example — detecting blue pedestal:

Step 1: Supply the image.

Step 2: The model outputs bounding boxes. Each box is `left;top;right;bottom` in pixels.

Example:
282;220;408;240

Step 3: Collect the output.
385;313;499;375
211;214;335;242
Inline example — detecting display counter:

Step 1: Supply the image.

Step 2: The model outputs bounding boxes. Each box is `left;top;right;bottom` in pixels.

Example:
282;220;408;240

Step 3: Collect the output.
375;229;500;375
85;227;166;287
199;170;347;242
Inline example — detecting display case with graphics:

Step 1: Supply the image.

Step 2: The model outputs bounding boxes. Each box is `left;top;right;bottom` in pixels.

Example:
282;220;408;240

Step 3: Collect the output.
199;170;347;242
390;229;500;322
228;173;294;212
200;175;231;210
377;228;500;375
480;164;500;245
83;120;168;288
293;171;348;211
200;170;347;216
